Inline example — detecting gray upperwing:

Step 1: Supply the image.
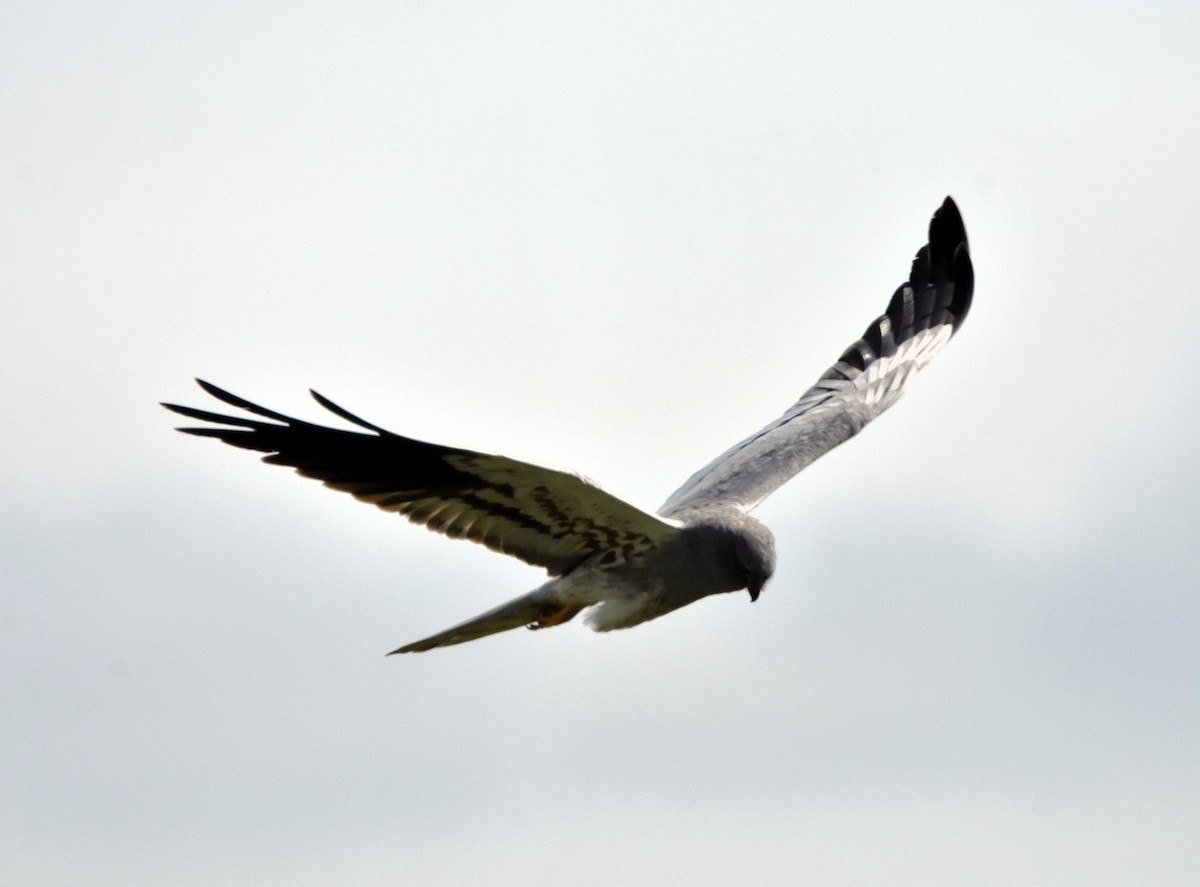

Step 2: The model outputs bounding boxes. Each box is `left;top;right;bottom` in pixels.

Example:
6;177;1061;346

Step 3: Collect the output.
660;197;972;517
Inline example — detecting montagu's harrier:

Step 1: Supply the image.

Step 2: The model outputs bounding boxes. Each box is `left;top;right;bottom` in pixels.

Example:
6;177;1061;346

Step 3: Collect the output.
163;197;972;653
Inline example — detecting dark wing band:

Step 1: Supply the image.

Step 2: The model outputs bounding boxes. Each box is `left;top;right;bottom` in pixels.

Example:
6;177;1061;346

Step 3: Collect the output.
164;381;677;575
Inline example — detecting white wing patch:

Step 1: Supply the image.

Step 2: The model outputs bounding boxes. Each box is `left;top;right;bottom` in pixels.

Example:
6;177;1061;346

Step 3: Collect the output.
855;323;953;409
659;197;972;517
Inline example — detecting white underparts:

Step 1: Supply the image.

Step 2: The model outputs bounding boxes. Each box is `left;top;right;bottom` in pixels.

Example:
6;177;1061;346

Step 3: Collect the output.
584;597;647;632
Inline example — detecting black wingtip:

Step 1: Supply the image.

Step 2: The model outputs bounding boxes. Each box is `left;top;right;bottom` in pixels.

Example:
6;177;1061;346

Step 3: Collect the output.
309;389;391;435
195;378;229;399
187;380;302;424
196;378;250;408
160;401;215;430
931;196;968;255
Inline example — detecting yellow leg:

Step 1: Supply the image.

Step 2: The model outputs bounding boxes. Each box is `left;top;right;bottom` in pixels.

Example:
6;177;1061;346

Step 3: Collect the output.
528;603;584;630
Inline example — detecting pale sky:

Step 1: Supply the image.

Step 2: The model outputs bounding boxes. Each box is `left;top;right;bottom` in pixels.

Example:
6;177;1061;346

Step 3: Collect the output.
3;1;1199;884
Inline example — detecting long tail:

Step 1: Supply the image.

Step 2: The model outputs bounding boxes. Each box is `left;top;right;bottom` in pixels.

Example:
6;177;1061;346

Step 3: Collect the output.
389;581;583;654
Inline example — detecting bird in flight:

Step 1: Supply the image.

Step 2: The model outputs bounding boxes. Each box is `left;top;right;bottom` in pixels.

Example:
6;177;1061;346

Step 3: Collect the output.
163;197;972;654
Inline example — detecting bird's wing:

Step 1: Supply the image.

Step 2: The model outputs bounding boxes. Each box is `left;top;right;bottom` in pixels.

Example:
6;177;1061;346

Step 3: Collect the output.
660;196;973;518
163;381;678;575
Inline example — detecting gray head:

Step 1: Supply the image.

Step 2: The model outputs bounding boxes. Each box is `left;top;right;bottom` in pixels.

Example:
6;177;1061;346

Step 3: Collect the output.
730;518;776;601
679;511;776;602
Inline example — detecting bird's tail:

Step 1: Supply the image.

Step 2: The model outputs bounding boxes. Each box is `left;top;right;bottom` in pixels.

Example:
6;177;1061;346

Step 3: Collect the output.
389;581;583;654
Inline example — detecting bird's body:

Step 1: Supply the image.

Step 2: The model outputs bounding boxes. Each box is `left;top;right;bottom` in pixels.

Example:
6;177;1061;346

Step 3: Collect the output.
406;508;775;652
163;197;972;653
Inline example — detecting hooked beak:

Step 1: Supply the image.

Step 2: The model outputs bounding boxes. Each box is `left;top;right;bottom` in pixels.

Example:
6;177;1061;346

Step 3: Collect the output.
748;582;762;602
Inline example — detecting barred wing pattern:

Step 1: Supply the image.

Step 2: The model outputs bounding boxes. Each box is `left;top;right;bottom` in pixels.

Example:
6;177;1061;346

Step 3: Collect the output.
163;381;679;576
660;197;972;517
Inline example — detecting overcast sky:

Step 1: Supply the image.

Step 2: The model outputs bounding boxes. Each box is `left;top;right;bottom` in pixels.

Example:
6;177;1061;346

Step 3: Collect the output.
3;1;1199;884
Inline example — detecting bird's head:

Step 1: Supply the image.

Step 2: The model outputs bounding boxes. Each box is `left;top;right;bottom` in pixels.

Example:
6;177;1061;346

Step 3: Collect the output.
732;524;776;602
